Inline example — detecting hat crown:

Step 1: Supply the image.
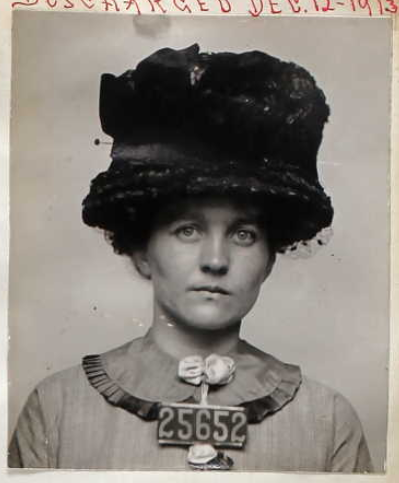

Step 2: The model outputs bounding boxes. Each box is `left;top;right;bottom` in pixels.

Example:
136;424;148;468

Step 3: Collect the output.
100;44;330;181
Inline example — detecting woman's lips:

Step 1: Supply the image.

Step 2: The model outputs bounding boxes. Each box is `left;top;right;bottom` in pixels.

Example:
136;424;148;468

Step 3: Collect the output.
190;286;230;295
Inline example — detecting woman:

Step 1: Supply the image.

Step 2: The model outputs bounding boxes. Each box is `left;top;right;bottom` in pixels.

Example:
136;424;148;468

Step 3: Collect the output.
8;44;372;472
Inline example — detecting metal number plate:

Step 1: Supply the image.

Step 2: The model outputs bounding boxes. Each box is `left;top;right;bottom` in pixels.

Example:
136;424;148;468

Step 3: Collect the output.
158;402;247;448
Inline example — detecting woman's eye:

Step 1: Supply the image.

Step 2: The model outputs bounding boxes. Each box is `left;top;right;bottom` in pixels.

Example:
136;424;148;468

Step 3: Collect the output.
175;225;200;241
234;229;256;246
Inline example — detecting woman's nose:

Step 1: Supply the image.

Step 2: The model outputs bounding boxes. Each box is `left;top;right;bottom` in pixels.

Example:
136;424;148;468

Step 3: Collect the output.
199;236;229;276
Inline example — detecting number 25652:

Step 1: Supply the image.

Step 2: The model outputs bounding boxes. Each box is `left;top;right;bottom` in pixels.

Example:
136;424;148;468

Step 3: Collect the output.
158;403;247;448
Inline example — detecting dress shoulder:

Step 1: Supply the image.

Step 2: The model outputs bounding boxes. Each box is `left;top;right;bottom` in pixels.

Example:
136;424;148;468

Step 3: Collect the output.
296;376;373;473
36;363;87;393
8;364;90;468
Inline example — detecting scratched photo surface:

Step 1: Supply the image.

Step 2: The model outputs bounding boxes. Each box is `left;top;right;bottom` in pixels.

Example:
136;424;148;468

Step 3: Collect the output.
8;11;390;471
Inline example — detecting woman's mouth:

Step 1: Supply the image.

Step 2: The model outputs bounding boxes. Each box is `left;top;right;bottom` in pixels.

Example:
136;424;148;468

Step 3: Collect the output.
191;285;230;295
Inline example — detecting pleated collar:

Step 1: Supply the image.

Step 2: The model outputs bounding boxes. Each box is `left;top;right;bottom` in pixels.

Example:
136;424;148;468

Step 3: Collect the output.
82;329;302;423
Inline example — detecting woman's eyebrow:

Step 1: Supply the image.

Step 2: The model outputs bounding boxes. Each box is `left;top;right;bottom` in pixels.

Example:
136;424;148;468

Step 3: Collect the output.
157;207;206;225
174;213;205;223
231;215;263;226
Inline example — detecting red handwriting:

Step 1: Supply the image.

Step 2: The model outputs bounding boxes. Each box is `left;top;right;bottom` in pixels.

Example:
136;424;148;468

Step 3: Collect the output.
311;0;320;10
173;0;192;12
79;0;94;8
217;0;231;11
248;0;397;14
11;0;95;8
147;0;167;12
197;0;209;10
172;0;215;11
124;0;141;12
102;0;120;9
11;0;399;15
267;0;282;13
248;0;263;16
287;0;301;13
12;0;39;6
384;0;397;11
322;0;335;10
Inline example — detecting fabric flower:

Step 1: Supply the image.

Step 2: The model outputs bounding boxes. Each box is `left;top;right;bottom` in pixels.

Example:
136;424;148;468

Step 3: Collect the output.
187;444;217;465
178;355;205;386
188;445;234;470
178;354;235;386
204;354;235;385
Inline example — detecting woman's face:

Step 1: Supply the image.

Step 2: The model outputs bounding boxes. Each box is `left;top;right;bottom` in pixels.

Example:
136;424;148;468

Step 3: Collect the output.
137;196;274;331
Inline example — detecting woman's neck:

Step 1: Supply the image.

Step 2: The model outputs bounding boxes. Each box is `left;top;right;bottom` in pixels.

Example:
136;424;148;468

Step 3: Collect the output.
149;304;242;360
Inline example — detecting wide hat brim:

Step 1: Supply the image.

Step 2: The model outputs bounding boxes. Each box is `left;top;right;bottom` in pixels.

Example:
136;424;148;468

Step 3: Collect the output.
82;146;333;251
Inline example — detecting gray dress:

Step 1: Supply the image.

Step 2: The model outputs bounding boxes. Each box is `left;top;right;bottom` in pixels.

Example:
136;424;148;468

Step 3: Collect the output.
8;331;373;471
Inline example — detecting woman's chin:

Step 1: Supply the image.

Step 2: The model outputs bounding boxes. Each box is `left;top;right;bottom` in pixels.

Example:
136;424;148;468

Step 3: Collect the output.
179;308;241;332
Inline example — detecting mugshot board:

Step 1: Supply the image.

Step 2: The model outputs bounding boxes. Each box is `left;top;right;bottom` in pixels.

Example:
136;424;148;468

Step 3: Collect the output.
3;7;394;479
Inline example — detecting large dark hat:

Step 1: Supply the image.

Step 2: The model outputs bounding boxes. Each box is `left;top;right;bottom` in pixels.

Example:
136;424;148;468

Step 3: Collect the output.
82;44;333;253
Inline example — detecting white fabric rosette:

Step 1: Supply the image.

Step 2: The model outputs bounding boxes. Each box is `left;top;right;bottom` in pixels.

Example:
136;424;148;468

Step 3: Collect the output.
178;353;236;387
178;355;205;386
187;443;217;465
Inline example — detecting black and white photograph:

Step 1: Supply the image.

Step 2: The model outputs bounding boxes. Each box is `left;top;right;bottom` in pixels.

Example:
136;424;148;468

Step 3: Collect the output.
7;11;391;473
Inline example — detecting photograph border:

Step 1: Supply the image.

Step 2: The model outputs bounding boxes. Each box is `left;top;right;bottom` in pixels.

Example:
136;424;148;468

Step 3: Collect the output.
0;4;398;483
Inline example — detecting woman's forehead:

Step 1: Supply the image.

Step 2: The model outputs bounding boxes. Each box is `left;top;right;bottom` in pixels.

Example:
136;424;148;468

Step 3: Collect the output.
155;195;264;224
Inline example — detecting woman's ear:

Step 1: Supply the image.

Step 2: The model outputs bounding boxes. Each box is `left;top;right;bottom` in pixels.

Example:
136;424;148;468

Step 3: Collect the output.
131;250;152;280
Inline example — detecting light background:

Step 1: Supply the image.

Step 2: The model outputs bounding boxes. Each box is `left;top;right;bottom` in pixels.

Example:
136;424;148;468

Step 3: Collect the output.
8;11;391;472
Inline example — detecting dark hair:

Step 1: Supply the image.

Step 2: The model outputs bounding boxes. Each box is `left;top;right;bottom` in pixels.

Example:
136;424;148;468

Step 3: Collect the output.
101;192;317;256
104;199;159;255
